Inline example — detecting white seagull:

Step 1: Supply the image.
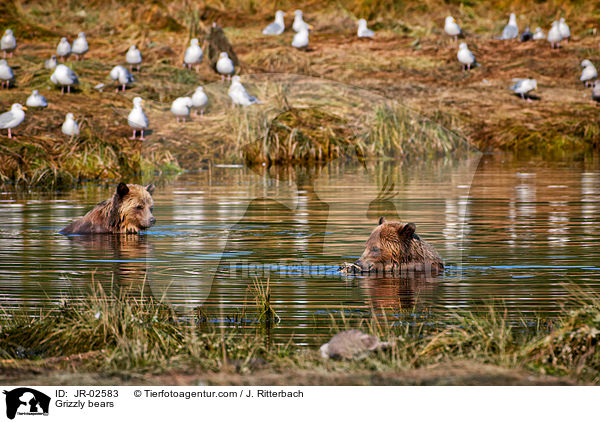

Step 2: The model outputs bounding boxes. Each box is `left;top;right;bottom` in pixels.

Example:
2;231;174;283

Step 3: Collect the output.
263;11;286;35
191;86;208;116
501;13;519;40
547;21;562;49
61;113;80;138
72;32;88;60
126;46;142;72
292;27;309;49
510;78;537;101
292;10;310;32
444;16;461;43
457;43;475;71
0;103;26;138
127;97;148;140
1;29;17;58
50;64;79;94
532;27;545;40
184;38;203;72
0;59;14;89
357;19;374;38
26;90;48;108
45;55;57;69
216;52;235;81
228;76;261;107
109;65;134;92
56;37;71;60
171;97;193;123
559;18;570;43
580;60;597;87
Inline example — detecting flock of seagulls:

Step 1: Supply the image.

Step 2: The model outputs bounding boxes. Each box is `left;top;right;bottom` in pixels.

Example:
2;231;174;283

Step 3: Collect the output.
0;11;596;139
447;14;593;101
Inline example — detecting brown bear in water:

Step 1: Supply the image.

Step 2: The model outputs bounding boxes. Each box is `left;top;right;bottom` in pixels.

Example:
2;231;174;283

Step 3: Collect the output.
351;217;443;274
59;183;156;235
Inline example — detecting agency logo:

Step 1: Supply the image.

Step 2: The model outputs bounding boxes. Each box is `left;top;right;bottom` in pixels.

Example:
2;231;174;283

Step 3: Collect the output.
3;388;50;420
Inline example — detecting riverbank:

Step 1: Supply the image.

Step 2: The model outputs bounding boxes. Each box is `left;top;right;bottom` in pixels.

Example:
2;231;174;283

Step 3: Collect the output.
1;284;599;386
1;0;599;186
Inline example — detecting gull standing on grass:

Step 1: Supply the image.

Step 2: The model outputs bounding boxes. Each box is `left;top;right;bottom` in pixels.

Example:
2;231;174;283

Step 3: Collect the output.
61;113;79;139
444;16;461;43
263;11;286;35
580;60;597;87
51;64;79;94
357;19;374;38
547;21;562;49
26;90;48;108
110;65;134;92
171;97;193;122
45;55;57;69
510;78;537;101
191;86;208;116
0;59;14;88
216;52;235;81
292;10;310;32
532;27;545;40
559;18;570;43
457;43;475;71
127;97;148;140
520;27;533;42
1;29;16;58
228;76;261;107
56;37;71;60
501;13;519;40
72;32;88;60
0;103;26;138
184;38;203;72
126;46;142;72
292;26;309;49
592;82;600;103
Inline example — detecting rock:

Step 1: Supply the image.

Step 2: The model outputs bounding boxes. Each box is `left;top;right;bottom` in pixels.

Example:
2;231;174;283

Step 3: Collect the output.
320;330;391;360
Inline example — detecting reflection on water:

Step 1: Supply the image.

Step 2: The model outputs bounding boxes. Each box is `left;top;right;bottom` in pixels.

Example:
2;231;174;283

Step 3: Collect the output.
0;154;599;345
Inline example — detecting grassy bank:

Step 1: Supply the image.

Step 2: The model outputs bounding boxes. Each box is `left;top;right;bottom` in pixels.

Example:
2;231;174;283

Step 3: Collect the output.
1;283;600;385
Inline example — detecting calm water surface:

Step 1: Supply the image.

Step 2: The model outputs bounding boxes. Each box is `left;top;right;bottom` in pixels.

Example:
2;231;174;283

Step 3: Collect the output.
1;154;599;345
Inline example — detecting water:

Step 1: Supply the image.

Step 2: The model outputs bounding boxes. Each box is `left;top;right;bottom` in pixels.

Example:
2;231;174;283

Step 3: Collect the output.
1;154;599;345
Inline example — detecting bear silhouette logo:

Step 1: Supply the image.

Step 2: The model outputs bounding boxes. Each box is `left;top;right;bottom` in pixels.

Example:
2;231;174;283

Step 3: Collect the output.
3;388;50;419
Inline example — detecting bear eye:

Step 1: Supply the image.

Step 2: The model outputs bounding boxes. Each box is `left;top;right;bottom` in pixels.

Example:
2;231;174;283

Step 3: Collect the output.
136;205;144;210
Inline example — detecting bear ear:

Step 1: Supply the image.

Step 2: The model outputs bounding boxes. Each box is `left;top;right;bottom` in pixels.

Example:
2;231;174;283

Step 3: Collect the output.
146;184;155;195
116;182;129;198
378;216;386;225
398;222;416;237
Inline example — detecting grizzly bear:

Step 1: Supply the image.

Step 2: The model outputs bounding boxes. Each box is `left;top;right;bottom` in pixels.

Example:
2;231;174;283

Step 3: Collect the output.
59;183;156;235
350;217;443;274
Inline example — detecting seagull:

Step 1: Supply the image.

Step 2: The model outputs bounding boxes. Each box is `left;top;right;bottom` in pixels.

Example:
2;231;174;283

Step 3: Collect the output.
580;60;597;87
228;75;261;107
1;29;16;58
126;46;142;72
184;38;203;72
320;330;391;360
292;10;310;32
501;13;519;40
547;21;562;49
26;90;48;108
532;27;545;40
216;52;235;81
127;97;148;140
559;18;570;43
520;26;533;42
0;59;14;89
263;10;286;35
44;55;57;69
109;65;134;92
56;37;71;60
50;64;79;94
72;32;88;60
61;113;79;138
457;43;475;71
191;86;208;116
0;103;26;138
171;96;193;123
592;81;600;104
292;27;309;49
357;19;374;38
444;16;461;43
510;78;537;101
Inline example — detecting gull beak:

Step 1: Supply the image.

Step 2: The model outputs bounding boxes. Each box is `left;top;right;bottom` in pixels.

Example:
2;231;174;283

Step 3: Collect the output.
22;106;27;110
